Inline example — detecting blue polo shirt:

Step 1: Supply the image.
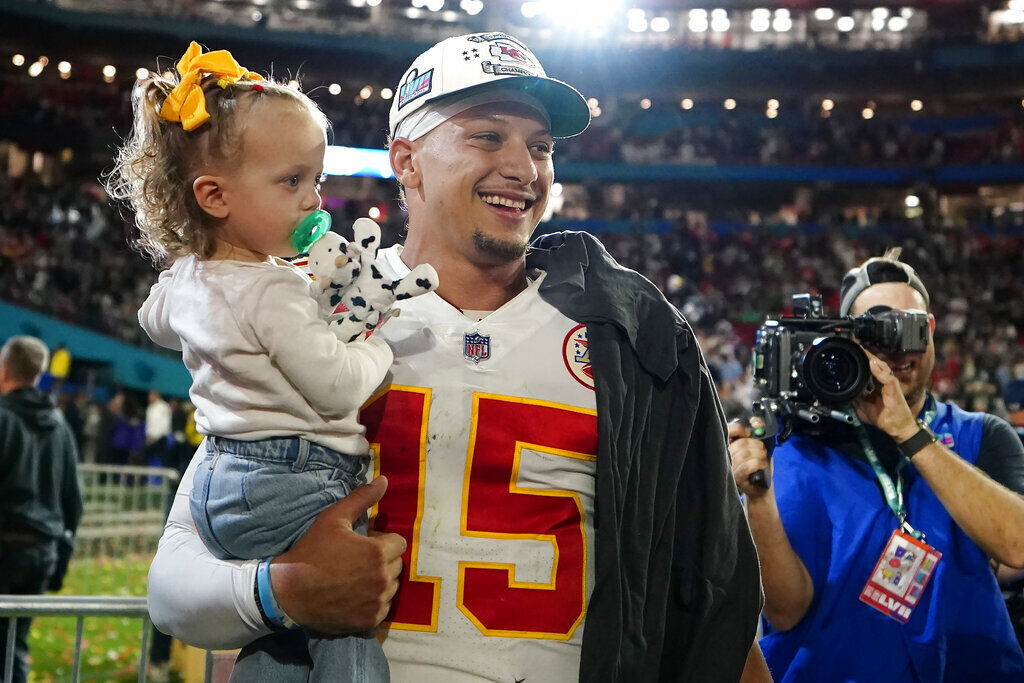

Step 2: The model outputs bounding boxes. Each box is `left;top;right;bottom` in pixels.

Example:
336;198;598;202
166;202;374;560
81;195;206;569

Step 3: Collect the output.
760;398;1024;682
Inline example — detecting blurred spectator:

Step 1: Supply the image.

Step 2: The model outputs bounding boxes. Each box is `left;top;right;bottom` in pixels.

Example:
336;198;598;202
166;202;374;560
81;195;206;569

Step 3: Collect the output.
144;390;172;468
47;344;71;392
111;397;145;467
0;336;83;683
1006;380;1024;444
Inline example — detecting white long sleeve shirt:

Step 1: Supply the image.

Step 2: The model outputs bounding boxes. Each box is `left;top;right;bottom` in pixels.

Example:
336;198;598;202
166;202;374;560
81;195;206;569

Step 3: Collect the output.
138;254;393;454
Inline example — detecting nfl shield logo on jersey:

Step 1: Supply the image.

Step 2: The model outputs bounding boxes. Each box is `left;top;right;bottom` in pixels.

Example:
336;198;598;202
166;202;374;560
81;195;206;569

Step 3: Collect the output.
464;331;491;363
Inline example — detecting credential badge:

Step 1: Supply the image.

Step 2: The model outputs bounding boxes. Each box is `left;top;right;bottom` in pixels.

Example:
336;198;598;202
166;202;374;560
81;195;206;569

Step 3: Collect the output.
464;331;491;363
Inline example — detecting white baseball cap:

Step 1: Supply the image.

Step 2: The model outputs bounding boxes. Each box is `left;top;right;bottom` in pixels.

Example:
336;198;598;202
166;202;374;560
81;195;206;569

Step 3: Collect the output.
389;32;591;140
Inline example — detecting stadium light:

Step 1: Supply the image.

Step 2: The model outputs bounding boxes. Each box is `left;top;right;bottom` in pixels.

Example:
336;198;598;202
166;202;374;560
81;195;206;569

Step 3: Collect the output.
412;0;426;7
351;0;367;6
773;14;792;31
650;17;670;32
888;16;909;30
367;0;382;5
12;54;25;67
520;1;542;19
545;0;621;31
814;8;834;21
751;8;770;32
551;182;563;197
587;97;599;108
381;87;393;100
294;0;311;10
460;0;483;15
872;7;889;19
102;64;117;78
640;98;651;109
911;99;923;111
724;98;736;110
766;108;778;119
710;8;730;32
822;98;835;111
287;79;300;89
871;16;886;31
862;107;874;119
905;195;920;208
627;10;648;32
360;85;373;99
368;206;382;220
681;98;694;110
28;61;44;77
328;83;341;95
425;0;444;12
837;16;855;32
441;10;458;20
592;106;602;117
406;7;423;17
900;7;913;18
58;61;72;74
135;67;149;80
688;9;709;32
767;98;779;109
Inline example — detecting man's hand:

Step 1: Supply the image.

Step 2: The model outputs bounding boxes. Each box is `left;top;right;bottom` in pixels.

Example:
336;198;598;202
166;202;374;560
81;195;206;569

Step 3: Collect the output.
854;351;918;441
729;419;772;499
269;476;406;634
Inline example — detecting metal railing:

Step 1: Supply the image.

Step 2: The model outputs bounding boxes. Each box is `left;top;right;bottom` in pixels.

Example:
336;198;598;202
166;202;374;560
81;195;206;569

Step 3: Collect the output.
77;464;180;557
0;595;150;683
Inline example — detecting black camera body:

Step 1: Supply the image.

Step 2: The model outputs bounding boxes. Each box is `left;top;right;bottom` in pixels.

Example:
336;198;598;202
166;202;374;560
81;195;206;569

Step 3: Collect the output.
753;294;930;430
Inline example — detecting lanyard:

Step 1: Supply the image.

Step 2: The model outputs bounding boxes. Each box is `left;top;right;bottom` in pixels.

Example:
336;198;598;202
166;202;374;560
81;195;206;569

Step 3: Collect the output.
846;406;937;541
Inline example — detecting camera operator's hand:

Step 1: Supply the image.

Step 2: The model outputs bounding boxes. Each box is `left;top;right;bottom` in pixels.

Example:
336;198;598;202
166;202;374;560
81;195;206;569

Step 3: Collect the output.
729;419;773;499
854;351;919;442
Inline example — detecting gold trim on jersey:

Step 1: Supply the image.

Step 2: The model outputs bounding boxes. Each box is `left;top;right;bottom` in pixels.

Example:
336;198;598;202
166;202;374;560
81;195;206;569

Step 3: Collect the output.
367;384;442;633
457;392;597;640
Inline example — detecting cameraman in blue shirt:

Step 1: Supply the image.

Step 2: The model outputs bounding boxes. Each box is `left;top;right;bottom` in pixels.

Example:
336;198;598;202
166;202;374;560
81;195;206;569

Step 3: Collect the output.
731;251;1024;682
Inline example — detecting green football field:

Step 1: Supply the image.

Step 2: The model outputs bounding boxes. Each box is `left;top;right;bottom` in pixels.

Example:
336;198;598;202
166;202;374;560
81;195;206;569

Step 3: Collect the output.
23;554;152;682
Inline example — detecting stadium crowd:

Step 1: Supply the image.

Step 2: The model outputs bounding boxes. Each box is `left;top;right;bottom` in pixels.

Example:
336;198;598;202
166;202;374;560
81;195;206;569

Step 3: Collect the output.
7;78;1024;168
2;175;1022;422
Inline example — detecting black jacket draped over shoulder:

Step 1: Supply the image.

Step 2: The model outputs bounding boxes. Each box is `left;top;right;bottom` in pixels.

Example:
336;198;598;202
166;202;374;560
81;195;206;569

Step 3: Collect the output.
528;231;763;682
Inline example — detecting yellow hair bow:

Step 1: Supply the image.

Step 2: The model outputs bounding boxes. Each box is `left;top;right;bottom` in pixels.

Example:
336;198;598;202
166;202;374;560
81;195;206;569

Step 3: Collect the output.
159;41;263;131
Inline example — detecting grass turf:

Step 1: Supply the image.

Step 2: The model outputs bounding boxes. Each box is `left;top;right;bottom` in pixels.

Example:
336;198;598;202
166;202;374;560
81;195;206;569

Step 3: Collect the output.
24;554;152;682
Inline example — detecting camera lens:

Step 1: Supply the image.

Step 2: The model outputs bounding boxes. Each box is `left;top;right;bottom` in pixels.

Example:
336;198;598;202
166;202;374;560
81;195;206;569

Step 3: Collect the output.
801;337;870;405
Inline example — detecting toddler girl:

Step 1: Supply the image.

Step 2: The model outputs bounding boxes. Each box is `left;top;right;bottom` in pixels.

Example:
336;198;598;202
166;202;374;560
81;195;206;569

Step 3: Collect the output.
106;42;421;682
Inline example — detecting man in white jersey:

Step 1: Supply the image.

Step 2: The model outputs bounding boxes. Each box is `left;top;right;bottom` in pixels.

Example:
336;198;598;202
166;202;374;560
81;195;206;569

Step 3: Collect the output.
148;32;767;681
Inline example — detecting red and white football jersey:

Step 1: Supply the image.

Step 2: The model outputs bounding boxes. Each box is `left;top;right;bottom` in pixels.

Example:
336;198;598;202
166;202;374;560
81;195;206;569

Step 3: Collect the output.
364;246;598;682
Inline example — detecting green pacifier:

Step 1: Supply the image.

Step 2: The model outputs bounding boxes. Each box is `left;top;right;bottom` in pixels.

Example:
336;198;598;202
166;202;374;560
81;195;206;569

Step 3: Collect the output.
290;210;332;254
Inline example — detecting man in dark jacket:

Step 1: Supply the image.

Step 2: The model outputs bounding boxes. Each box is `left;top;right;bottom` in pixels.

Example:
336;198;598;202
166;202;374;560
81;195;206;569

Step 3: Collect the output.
0;335;84;683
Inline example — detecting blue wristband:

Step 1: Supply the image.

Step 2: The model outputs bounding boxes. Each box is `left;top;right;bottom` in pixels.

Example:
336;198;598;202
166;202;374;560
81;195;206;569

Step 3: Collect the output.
255;558;298;630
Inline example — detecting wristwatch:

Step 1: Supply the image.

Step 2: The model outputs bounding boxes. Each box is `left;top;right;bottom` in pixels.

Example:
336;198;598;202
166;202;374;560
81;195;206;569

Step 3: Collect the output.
897;419;938;459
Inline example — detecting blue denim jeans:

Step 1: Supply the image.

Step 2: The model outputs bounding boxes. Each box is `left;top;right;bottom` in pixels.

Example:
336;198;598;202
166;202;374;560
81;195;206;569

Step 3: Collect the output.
191;436;388;682
190;435;368;560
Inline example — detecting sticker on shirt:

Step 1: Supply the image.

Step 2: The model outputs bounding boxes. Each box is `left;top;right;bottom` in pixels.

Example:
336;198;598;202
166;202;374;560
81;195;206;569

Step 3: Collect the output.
859;528;942;624
562;324;595;390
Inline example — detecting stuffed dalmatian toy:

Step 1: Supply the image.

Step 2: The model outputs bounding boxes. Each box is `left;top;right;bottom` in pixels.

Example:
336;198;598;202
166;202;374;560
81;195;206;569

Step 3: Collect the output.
308;218;439;343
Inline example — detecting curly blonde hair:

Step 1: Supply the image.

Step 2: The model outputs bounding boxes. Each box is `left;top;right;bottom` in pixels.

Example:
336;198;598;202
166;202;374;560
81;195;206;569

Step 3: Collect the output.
105;71;327;266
